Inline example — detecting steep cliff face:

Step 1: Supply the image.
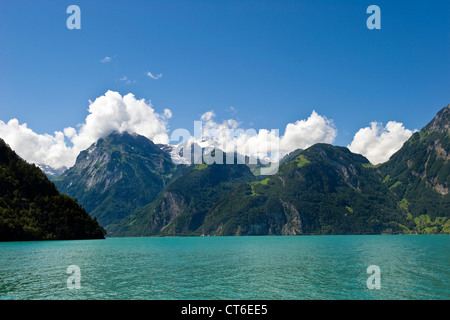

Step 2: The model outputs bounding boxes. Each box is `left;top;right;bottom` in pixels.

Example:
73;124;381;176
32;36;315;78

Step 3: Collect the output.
53;132;179;231
279;198;303;235
408;104;449;195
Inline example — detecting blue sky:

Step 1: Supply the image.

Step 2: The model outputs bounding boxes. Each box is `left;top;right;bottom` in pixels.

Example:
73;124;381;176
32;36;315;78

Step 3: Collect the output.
0;0;449;167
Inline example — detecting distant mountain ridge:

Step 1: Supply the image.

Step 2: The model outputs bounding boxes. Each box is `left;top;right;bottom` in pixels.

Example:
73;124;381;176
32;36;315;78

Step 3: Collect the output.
52;105;450;236
37;164;67;178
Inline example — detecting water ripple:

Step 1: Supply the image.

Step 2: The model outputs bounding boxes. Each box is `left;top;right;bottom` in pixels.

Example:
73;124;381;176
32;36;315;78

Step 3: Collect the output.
0;235;449;300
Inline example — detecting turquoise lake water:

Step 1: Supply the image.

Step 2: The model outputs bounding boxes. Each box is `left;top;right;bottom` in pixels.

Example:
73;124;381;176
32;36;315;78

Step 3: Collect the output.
0;235;449;300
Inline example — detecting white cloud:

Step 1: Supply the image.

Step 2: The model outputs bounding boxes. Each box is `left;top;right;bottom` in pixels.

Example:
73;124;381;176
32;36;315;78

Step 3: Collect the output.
200;111;215;122
347;121;416;164
63;127;76;139
0;89;338;171
0;119;78;170
0;91;171;169
280;111;337;152
120;76;133;84
71;91;171;151
180;110;337;162
146;71;163;80
101;56;112;63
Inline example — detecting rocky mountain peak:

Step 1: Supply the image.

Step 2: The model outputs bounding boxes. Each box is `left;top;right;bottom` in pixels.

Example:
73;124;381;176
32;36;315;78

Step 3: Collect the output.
53;131;179;230
426;104;450;134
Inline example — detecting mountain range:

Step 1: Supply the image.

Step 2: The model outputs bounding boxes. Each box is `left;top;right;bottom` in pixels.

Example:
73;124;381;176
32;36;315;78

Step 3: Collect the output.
51;104;450;236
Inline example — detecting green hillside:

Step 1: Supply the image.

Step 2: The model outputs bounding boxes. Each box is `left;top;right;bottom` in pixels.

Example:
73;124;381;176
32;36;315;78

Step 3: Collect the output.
378;104;450;233
111;160;256;236
199;144;406;235
0;138;105;241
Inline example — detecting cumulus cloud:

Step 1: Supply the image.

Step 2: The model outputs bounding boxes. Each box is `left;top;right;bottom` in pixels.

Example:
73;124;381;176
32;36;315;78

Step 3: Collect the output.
0;91;171;169
146;71;163;80
200;111;216;122
347;121;416;164
0;89;338;171
70;91;171;151
0;119;78;170
174;110;337;162
280;111;337;152
100;56;112;63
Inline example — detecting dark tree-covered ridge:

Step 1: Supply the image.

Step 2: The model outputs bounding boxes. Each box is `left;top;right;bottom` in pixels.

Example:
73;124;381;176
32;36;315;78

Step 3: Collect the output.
0;138;105;241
